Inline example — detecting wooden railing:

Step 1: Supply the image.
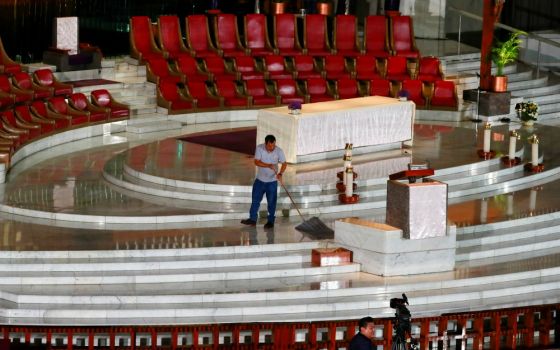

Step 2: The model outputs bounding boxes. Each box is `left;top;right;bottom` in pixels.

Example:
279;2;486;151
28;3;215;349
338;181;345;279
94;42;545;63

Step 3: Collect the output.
1;304;558;349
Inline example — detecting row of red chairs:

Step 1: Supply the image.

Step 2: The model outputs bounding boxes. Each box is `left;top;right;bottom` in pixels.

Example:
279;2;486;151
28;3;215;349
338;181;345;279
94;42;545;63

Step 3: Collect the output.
0;70;75;110
131;13;419;63
0;90;129;163
157;77;457;114
146;55;444;86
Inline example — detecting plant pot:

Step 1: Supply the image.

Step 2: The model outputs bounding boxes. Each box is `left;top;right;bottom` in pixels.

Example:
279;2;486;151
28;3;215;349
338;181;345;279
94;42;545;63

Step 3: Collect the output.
522;120;534;126
491;75;508;92
271;1;287;14
316;1;332;15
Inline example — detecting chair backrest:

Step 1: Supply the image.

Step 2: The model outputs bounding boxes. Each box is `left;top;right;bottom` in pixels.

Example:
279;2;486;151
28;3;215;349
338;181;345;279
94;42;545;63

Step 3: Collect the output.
369;79;391;97
2;110;17;126
215;14;240;50
265;55;287;73
274;14;298;50
402;79;424;100
31;101;48;117
147;57;170;77
294;55;315;73
158;80;180;101
432;80;456;103
12;72;32;89
215;80;237;98
34;69;55;86
204;56;226;74
419;56;441;76
387;56;408;75
391;16;413;52
245;14;268;50
186;81;208;99
324;55;345;73
334;15;357;51
306;78;328;95
276;79;297;96
91;89;111;107
176;56;199;75
158;15;184;54
49;97;69;114
131;16;156;55
0;75;10;92
336;78;358;98
69;93;88;111
186;15;211;51
245;79;267;96
303;15;328;51
356;56;377;74
234;56;256;73
364;16;388;52
14;105;32;122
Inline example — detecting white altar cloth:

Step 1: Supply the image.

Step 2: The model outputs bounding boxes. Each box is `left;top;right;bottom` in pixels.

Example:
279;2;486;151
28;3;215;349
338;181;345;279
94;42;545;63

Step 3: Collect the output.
257;96;415;163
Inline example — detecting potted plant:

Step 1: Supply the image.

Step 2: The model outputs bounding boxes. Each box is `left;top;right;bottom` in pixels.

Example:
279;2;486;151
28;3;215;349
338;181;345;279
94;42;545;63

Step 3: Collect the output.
271;0;288;14
491;31;524;92
515;101;538;126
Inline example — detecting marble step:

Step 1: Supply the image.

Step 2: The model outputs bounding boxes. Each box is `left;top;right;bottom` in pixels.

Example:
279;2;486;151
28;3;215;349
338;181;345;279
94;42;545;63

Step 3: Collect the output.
0;262;361;285
537;101;560;114
439;52;481;63
537;112;560;121
130;105;158;116
527;93;560;105
508;75;548;90
511;82;560;97
126;120;182;133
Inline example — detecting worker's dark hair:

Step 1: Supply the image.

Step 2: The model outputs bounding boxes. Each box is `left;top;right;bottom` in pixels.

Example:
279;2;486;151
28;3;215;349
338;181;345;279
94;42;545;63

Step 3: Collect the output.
359;316;374;329
265;135;276;144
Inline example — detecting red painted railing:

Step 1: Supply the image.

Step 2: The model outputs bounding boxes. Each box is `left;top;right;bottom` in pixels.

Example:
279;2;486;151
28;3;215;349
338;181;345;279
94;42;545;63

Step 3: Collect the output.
1;304;558;349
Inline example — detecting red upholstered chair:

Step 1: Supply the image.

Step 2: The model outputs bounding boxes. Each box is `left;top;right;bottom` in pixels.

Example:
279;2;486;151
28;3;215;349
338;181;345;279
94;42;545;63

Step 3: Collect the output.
157;80;196;114
158;15;193;60
335;78;360;100
264;55;294;80
244;80;279;106
401;79;427;108
33;69;73;97
2;109;40;140
355;56;382;81
385;56;410;82
430;80;458;109
130;16;166;63
214;14;249;58
184;81;223;109
90;89;130;120
273;14;303;56
47;97;89;125
185;15;221;58
274;79;306;105
0;85;15;109
30;101;71;129
0;110;30;144
323;55;353;80
0;36;22;75
303;14;333;57
417;56;443;82
364;16;391;58
292;55;322;79
304;78;336;103
390;16;420;59
333;15;361;57
214;80;252;108
174;56;211;82
367;79;392;97
12;72;52;100
244;14;276;56
232;56;265;80
68;93;109;123
14;105;55;134
202;56;239;81
0;124;20;150
0;75;32;104
145;57;185;84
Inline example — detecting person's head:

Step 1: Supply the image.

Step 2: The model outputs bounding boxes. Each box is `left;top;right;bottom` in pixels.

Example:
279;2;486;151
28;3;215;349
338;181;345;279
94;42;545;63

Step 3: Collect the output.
358;316;375;339
264;134;276;152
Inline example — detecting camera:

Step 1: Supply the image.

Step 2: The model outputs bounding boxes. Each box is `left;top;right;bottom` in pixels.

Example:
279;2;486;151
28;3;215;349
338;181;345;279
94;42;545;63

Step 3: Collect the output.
389;294;417;350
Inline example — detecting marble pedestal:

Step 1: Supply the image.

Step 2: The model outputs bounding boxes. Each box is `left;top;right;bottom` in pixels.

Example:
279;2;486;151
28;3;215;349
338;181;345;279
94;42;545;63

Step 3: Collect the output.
334;218;456;276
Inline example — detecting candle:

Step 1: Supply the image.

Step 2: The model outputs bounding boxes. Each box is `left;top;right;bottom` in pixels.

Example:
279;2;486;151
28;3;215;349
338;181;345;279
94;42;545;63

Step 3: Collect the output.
508;131;518;160
530;135;539;167
344;143;353;158
506;193;514;216
343;156;351;185
529;189;537;213
480;198;488;224
483;123;491;153
345;167;353;198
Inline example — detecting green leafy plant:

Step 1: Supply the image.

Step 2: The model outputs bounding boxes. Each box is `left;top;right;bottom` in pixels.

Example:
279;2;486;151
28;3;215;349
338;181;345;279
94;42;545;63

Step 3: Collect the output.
492;31;525;76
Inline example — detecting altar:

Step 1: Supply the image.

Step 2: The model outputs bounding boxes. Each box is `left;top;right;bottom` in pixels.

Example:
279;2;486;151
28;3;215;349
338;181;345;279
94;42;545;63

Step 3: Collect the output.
257;96;415;163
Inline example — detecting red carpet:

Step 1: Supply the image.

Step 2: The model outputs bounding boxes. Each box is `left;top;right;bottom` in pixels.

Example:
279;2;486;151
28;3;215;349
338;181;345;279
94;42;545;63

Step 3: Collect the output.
69;79;121;88
179;128;257;156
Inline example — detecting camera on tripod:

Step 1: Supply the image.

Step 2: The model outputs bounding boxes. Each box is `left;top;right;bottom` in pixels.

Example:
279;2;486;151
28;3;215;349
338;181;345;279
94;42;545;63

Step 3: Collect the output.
389;294;417;350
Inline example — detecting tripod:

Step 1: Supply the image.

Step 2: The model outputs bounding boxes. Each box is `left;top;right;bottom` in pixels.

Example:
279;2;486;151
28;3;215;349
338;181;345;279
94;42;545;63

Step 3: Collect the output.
391;317;418;350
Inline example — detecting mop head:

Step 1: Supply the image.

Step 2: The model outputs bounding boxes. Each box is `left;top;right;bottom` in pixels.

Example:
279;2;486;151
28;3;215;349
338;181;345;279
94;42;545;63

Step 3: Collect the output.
295;217;334;237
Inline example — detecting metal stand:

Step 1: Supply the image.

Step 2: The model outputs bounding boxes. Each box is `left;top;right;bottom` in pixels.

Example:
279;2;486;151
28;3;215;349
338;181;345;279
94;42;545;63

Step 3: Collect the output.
471;72;482;123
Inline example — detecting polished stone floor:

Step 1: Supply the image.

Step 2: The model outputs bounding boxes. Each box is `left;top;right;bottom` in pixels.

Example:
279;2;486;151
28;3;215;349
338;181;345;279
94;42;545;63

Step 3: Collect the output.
1;119;559;252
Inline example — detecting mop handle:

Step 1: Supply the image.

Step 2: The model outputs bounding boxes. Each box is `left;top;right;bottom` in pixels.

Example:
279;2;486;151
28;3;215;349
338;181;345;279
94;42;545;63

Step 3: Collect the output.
274;170;306;222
